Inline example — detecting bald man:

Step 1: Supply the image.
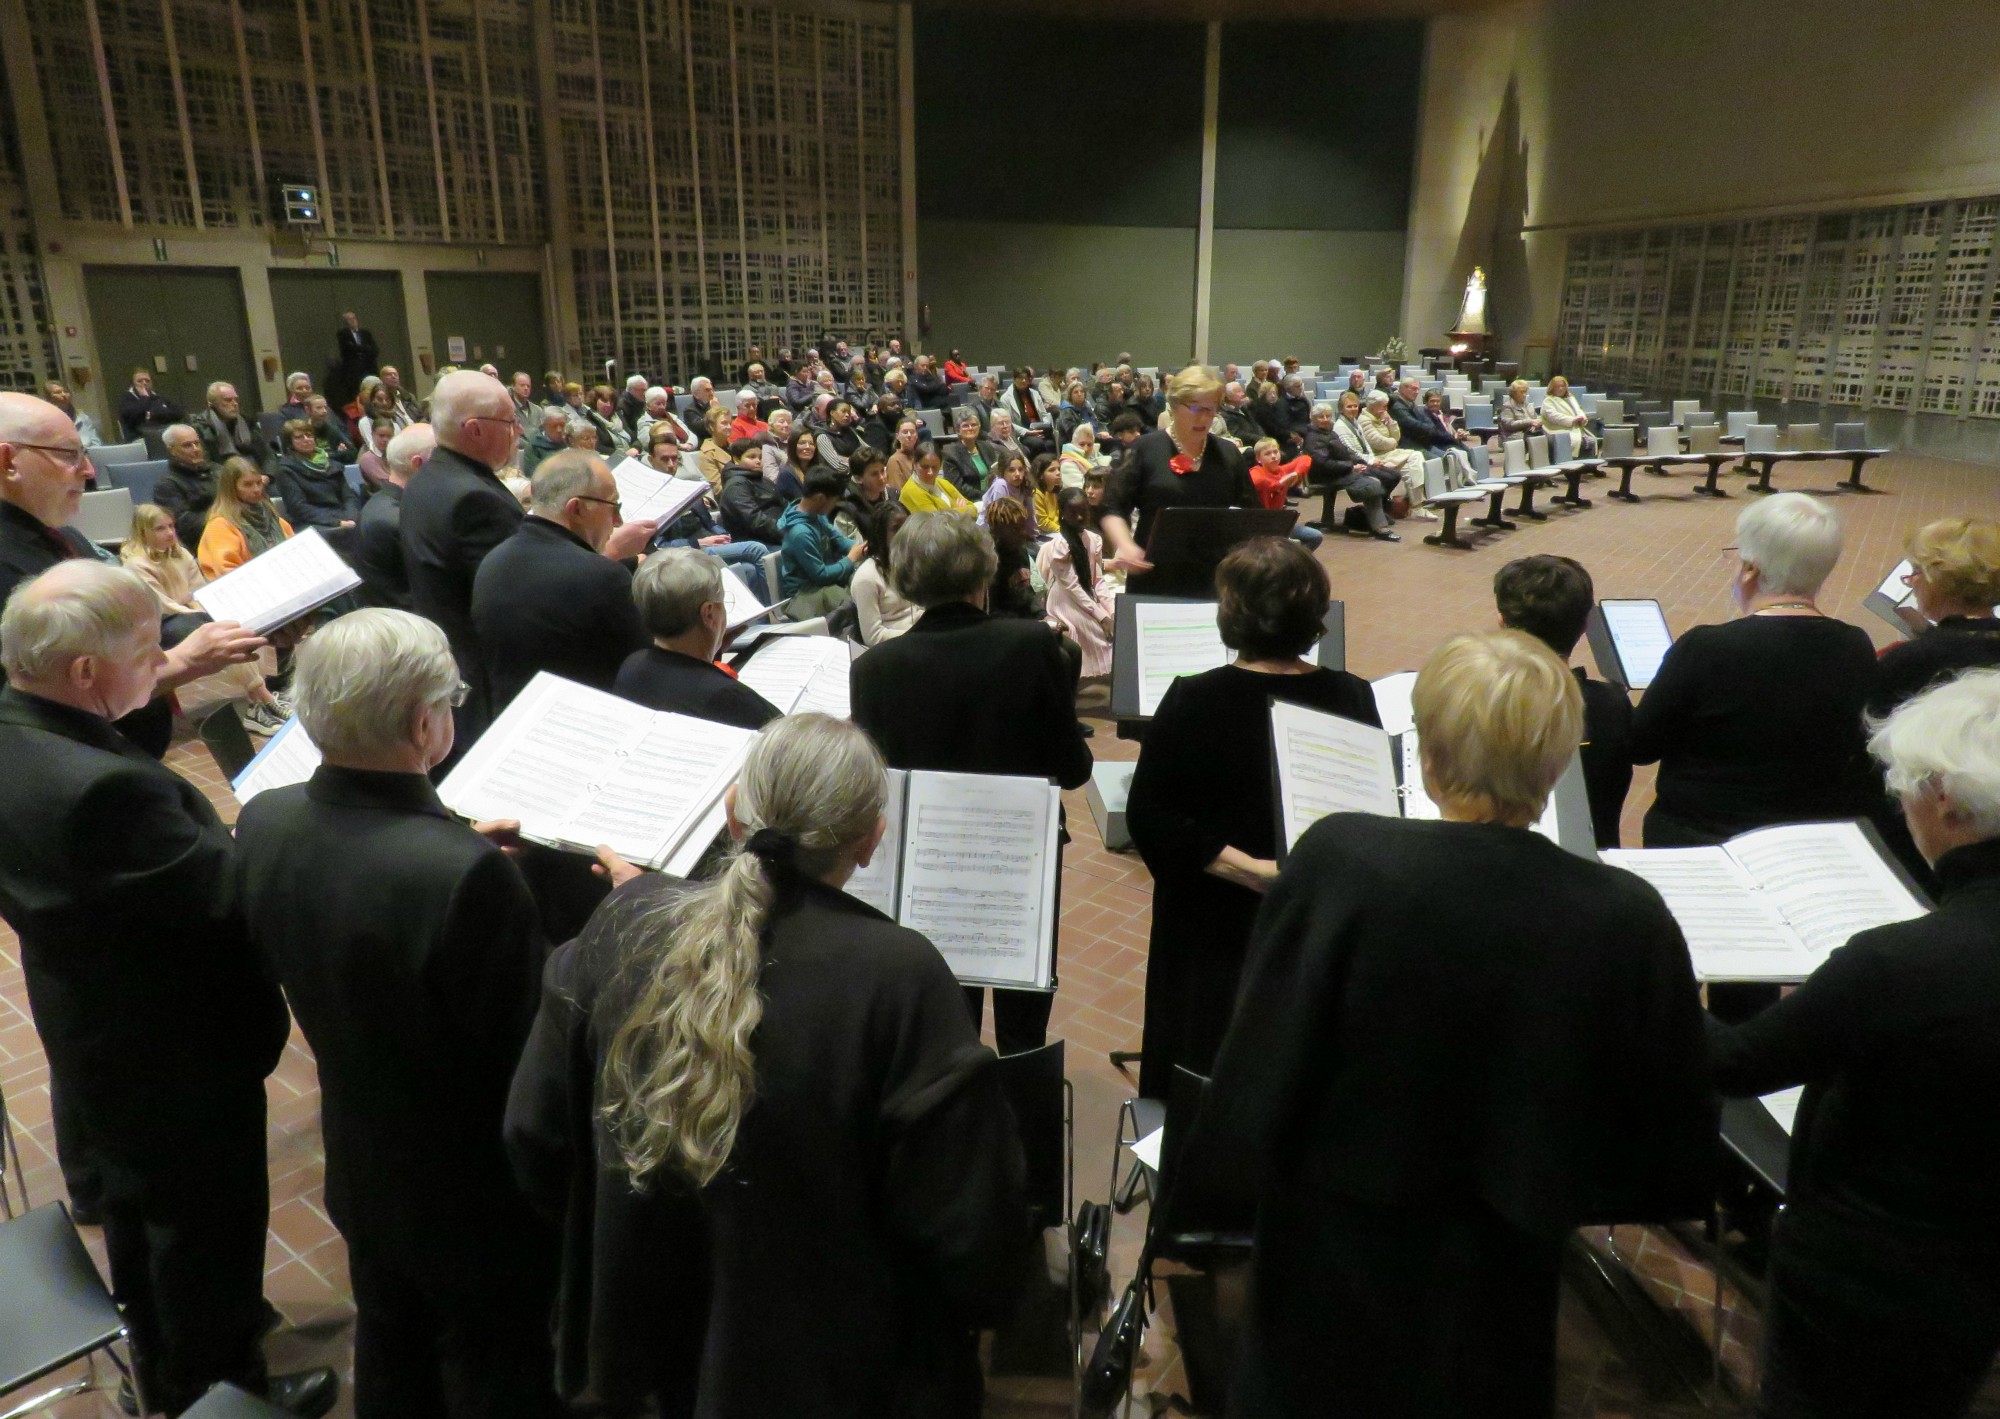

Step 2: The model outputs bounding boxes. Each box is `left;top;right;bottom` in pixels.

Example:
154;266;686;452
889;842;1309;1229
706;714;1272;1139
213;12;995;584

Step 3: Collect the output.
398;371;525;743
352;423;434;611
0;561;333;1416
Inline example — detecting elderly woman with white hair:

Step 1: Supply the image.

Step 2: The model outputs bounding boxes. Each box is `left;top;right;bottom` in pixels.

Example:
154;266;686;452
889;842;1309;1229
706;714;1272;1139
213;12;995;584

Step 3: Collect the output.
232;607;559;1418
1706;667;2000;1419
1179;628;1711;1419
1358;390;1427;512
1631;492;1878;848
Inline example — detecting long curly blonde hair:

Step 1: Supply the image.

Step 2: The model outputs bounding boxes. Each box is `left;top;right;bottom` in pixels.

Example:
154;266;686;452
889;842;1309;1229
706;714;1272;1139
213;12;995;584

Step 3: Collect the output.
600;713;887;1187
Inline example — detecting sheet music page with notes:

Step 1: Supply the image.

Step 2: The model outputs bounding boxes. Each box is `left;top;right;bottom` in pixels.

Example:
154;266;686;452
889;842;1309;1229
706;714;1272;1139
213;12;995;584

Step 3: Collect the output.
1132;601;1227;716
192;527;361;634
609;457;708;525
1270;701;1399;850
1600;599;1674;690
1721;822;1928;963
842;768;906;919
896;771;1059;989
231;717;323;804
722;568;776;630
737;635;851;718
438;673;754;869
1598;846;1812;980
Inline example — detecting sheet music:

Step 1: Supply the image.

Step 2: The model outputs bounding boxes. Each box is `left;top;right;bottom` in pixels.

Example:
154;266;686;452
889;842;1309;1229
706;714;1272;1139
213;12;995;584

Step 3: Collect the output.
1872;560;1916;608
736;635;851;718
1371;670;1418;738
896;771;1059;989
661;801;727;879
1760;1086;1803;1136
609;457;708;525
1395;730;1442;819
1131;601;1227;716
722;568;776;630
1270;701;1398;850
231;716;322;803
1599;846;1809;980
192;527;361;634
1724;822;1928;964
438;673;754;868
1600;600;1673;690
842;768;906;918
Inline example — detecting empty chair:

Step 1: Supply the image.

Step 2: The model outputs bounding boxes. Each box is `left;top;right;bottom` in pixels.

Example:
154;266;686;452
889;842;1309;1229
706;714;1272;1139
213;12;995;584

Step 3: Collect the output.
1525;435;1551;469
106;458;167;507
1468;445;1492;479
84;440;147;482
1638;410;1675;430
1646;425;1683;458
1418;458;1488;551
1672;400;1702;425
0;1203;140;1415
673;392;694;414
1744;424;1780;455
916;407;946;438
65;487;135;547
1687;425;1724;455
1527;385;1548;405
1501;438;1530;479
1725;410;1758;439
1549;431;1576;463
1832;422;1876;451
1577;394;1603;415
1600;425;1637;459
1594;398;1626;426
1782;423;1826;452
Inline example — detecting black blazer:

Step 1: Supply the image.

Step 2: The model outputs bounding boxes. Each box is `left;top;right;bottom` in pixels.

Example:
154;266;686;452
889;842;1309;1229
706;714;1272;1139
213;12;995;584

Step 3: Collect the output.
235;766;550;1269
349;481;410;609
504;871;1028;1415
938;438;998;495
471;516;646;716
1576;669;1635;849
399;443;525;720
0;688;289;1156
612;646;782;729
851;601;1093;791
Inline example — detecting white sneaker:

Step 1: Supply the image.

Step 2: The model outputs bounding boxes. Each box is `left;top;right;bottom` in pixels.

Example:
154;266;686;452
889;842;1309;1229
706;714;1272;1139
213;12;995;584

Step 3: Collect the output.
242;701;289;736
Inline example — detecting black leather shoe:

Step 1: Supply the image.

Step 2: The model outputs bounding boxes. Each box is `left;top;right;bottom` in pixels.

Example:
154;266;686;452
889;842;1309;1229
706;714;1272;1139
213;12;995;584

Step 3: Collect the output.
1371;529;1401;542
67;1199;104;1227
267;1368;339;1418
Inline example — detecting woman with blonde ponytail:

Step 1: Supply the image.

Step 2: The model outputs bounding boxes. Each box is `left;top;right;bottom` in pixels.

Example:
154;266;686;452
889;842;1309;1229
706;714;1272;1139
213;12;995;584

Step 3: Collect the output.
506;713;1029;1417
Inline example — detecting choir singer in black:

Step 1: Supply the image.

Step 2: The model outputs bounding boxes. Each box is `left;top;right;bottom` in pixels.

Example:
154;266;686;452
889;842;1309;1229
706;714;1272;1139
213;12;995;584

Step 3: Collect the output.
1179;629;1714;1419
233;609;560;1419
1125;537;1377;1098
504;714;1028;1417
1708;669;2000;1419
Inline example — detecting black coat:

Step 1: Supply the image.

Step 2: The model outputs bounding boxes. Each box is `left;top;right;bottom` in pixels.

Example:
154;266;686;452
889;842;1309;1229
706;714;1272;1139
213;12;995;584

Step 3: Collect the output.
717;463;786;546
193;408;259;463
1126;663;1379;1098
274;455;361;533
503;872;1029;1416
1389;393;1446;450
0;688;290;1160
470;516;646;716
851;602;1093;791
399;443;525;722
1182;814;1714;1416
117;386;183;441
1864;616;2000;884
349;480;410;609
1301;425;1366;484
612;647;782;729
153;460;219;551
234;766;551;1270
1576;669;1634;849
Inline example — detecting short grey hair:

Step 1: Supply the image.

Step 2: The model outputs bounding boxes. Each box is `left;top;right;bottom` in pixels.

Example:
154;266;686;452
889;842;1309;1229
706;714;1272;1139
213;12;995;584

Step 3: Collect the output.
541;405;569;429
956;410;981;431
162;422;197;445
1871;667;2000;838
631;548;724;638
690;377;713;395
1736;492;1843;597
644;385;669;406
1365;391;1390;408
1311;400;1335;417
0;562;158;682
285;371;311;389
891;510;998;607
626;374;648;392
205;380;234;402
530;450;605;515
385;423;435;480
293;608;458;760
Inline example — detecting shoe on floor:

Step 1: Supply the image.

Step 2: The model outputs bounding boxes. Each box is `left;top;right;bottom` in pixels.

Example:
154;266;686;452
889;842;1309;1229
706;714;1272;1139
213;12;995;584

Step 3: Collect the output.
1413;508;1441;521
241;701;288;736
1371;529;1402;542
267;1368;339;1418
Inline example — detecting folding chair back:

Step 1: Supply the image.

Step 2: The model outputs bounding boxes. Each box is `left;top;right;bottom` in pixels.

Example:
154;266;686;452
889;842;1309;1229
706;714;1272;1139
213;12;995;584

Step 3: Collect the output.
1526;434;1551;469
1550;430;1576;462
85;441;148;481
1502;438;1529;477
1646;425;1682;458
1782;423;1825;452
759;550;783;607
1577;394;1602;415
1638;410;1675;430
1672;400;1702;425
107;458;167;507
1725;410;1758;439
1422;458;1449;499
1687;424;1723;455
1463;402;1497;432
1468;444;1492;478
0;1204;134;1411
1595;398;1626;425
1832;422;1871;451
1601;425;1637;458
1744;424;1780;455
67;487;135;547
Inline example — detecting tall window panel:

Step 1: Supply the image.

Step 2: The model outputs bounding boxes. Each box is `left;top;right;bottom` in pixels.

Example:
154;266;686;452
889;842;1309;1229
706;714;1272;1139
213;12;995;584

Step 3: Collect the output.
0;60;60;389
1557;196;2000;421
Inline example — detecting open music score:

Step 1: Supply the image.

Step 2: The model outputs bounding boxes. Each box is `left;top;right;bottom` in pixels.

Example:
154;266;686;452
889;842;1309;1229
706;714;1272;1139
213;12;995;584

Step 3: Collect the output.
843;768;1060;990
192;527;361;634
1601;820;1929;981
1586;598;1674;691
1131;601;1226;717
231;717;323;803
437;672;755;870
736;634;853;718
608;456;709;526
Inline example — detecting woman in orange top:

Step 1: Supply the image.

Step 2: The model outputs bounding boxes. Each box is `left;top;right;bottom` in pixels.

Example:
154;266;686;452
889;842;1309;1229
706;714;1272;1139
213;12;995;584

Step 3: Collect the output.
198;455;294;579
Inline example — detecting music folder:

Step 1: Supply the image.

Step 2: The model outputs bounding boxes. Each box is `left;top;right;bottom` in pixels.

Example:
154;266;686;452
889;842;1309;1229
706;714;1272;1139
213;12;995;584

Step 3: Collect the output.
1861;560;1928;640
1109;595;1345;720
192;527;361;634
1585;598;1673;691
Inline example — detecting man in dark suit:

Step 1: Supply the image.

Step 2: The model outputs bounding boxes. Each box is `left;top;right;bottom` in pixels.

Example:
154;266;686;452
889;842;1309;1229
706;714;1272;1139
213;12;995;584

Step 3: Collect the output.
851;511;1093;1054
0;560;333;1417
350;423;432;610
1493;553;1634;848
399;369;526;743
1390;375;1453;457
333;310;379;409
613;548;781;729
234;608;560;1419
470;449;654;717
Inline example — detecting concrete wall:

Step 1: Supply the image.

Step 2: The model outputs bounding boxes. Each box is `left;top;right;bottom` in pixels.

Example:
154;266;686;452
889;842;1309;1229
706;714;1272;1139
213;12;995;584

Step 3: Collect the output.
1209;229;1408;364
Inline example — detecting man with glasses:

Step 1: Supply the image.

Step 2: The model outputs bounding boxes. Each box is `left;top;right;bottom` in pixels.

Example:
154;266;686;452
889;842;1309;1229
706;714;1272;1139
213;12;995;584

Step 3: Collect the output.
399;369;528;749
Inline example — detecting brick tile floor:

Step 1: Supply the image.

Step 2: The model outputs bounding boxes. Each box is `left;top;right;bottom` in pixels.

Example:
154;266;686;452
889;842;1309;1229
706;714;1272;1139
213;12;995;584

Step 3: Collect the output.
8;450;2000;1416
